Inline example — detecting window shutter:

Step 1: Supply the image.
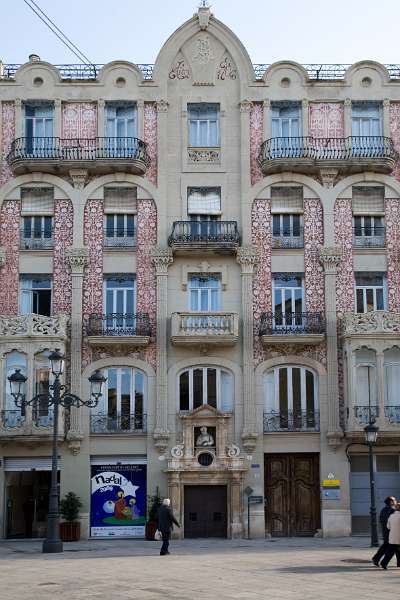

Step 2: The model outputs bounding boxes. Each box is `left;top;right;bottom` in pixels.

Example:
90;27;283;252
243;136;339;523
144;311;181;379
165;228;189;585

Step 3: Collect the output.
21;188;54;215
104;187;137;213
352;187;385;215
271;187;303;213
187;188;221;214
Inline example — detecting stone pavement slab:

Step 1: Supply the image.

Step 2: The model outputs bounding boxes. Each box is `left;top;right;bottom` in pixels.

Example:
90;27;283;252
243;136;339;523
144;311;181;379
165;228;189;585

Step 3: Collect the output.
0;537;398;600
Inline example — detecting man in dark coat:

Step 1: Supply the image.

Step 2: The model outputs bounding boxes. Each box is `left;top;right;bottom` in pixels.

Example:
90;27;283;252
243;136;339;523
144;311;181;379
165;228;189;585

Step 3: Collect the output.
372;496;400;567
158;498;180;556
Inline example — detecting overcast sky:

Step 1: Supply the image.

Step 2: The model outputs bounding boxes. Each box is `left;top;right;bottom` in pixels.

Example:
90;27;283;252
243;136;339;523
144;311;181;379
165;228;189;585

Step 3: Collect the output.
1;0;400;66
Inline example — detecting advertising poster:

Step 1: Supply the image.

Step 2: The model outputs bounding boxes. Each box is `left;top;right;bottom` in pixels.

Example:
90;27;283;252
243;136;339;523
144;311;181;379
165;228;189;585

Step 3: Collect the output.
90;464;146;537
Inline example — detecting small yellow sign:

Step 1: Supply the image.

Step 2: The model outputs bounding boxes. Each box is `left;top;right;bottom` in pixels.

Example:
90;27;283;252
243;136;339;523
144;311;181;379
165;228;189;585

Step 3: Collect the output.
322;479;341;487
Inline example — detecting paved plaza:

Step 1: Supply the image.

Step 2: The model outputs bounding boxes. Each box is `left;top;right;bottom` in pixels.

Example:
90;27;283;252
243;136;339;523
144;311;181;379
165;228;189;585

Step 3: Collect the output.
0;537;399;599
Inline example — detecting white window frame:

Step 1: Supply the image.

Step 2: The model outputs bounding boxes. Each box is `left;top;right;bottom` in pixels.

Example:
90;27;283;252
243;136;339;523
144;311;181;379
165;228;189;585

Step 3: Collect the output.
355;274;386;313
95;367;146;419
264;366;318;415
271;104;301;138
272;274;304;328
351;103;382;137
104;214;137;240
188;103;220;147
20;277;52;315
272;214;303;237
106;103;137;138
178;366;233;411
103;277;136;316
353;215;384;238
188;275;221;312
22;215;53;247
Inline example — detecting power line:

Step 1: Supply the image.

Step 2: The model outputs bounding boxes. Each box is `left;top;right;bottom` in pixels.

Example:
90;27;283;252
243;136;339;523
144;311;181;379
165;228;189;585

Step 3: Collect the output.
22;0;94;66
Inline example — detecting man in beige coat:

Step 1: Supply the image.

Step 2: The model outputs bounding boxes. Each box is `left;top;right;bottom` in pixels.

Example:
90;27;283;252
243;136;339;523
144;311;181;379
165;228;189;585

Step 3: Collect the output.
380;503;400;569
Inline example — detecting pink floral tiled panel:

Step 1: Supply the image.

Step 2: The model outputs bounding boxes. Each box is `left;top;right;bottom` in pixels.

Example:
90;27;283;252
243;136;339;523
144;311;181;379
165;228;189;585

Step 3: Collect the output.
62;102;97;139
144;103;157;186
389;103;400;182
0;101;15;186
304;199;325;314
52;199;74;315
250;103;263;186
309;103;344;138
386;199;400;312
82;199;104;318
0;200;20;315
334;198;354;316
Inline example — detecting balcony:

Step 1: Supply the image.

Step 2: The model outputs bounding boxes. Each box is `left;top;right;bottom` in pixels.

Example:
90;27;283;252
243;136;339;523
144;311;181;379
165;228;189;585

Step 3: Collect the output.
86;313;151;346
90;413;147;434
347;405;400;438
104;233;136;249
259;136;398;177
0;409;60;442
342;311;400;339
263;410;320;433
171;312;239;347
168;221;240;254
20;228;53;250
7;137;150;176
259;312;325;345
272;227;304;249
353;226;385;249
0;313;68;342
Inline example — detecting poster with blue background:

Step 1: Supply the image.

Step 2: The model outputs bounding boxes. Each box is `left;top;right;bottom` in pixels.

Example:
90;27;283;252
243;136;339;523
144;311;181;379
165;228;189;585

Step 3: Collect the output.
90;464;146;537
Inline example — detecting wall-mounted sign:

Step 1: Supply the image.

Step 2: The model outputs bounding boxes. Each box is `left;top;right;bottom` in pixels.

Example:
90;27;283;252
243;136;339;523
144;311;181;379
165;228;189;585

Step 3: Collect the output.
323;489;340;500
322;479;341;488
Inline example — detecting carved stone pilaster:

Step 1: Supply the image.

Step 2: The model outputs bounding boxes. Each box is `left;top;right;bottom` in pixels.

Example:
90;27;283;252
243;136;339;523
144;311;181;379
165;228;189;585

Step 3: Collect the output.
319;168;339;188
0;247;5;267
239;100;253;113
236;246;259;272
156;100;169;113
66;247;89;272
319;246;342;274
69;169;88;190
152;247;174;451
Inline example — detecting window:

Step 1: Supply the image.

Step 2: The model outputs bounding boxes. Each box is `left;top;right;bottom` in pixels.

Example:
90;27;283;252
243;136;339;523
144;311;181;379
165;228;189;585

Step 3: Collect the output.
22;216;53;249
33;352;53;427
20;277;52;316
355;273;386;313
352;102;382;137
24;104;54;155
189;276;221;312
104;276;136;332
353;216;384;244
272;214;303;248
104;214;136;247
264;366;318;430
188;104;220;147
354;349;378;423
179;366;233;411
92;367;145;431
271;103;301;138
384;348;400;419
106;103;137;138
4;352;27;427
273;274;304;327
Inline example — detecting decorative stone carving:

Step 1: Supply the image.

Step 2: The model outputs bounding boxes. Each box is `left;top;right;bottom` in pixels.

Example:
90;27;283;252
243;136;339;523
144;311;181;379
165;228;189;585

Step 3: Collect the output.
236;246;259;272
0;101;15;185
156;99;169;113
0;200;20;315
239;100;253;113
226;443;240;458
334;199;354;316
319;168;339;188
66;248;89;272
152;246;174;273
192;36;215;64
169;56;191;80
342;310;400;335
69;169;88;190
0;314;68;338
241;431;258;453
153;429;170;453
187;147;220;163
319;246;342;273
66;431;84;455
197;5;211;30
386;199;400;312
171;444;184;458
0;247;5;267
217;55;237;80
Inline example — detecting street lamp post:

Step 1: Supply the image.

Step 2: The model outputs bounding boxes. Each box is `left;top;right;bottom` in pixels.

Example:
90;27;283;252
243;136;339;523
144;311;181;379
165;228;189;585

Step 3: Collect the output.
8;349;106;554
364;421;379;548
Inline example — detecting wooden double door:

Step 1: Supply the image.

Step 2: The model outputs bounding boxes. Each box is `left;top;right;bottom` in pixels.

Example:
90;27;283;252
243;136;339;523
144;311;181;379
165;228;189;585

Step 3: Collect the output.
265;453;320;537
184;485;227;538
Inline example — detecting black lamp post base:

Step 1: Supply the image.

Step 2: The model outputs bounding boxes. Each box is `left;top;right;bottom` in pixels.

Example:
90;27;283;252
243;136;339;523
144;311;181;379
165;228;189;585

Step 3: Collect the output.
42;538;63;553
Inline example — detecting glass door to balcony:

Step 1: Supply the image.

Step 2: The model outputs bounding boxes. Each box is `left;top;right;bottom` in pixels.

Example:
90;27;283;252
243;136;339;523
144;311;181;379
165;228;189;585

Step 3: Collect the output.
273;275;303;330
188;276;221;333
352;103;382;156
271;104;301;157
4;351;27;428
104;277;136;335
24;104;54;157
106;104;137;157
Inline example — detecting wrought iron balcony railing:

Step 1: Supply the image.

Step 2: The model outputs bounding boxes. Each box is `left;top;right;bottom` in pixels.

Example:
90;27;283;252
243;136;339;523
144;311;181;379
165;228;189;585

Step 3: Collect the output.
168;221;240;246
90;413;147;433
7;137;150;166
353;226;385;248
104;232;136;248
263;410;320;432
272;227;304;249
353;405;380;424
20;228;53;250
86;313;151;337
259;136;398;163
259;312;325;335
384;406;400;424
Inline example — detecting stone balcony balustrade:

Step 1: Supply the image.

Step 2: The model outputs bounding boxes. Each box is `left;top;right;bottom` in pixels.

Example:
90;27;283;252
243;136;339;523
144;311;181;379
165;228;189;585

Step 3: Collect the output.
171;312;239;347
0;313;68;341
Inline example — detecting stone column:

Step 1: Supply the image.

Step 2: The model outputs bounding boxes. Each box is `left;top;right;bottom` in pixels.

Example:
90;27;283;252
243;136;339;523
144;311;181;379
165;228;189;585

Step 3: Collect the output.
344;98;352;137
302;99;309;136
237;246;259;452
320;247;343;446
137;99;145;140
65;247;89;454
97;99;105;138
54;98;62;137
156;100;168;241
14;98;22;138
152;247;173;452
383;98;390;137
263;99;271;140
239;101;252;244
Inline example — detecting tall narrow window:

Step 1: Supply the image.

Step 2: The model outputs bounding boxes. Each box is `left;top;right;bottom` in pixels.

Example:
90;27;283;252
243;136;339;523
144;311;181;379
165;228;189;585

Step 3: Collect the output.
273;274;304;328
383;348;400;423
189;276;221;312
188;104;220;147
271;102;301;157
178;367;233;411
104;214;136;247
354;349;378;423
22;216;53;249
24;103;54;156
104;276;136;333
20;277;52;316
355;273;386;313
106;103;137;156
4;352;27;427
33;352;53;427
352;102;382;155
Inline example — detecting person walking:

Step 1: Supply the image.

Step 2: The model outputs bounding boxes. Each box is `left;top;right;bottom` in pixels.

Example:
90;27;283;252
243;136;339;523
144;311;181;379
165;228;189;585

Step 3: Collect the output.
158;498;180;556
380;502;400;570
372;496;400;567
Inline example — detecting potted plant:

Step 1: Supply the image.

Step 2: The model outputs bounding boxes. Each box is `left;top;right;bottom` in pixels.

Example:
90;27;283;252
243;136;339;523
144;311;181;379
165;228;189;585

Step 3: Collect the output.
60;492;82;542
146;490;162;540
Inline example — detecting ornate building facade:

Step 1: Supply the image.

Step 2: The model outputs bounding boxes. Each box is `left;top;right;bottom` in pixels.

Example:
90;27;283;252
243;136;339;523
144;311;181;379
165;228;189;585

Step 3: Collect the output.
1;6;400;539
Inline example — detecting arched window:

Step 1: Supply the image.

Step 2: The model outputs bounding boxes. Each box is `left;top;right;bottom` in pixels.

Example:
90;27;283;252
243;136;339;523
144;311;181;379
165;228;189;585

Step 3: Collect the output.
354;348;377;423
263;366;318;431
179;366;233;412
4;351;27;427
91;367;146;433
384;347;400;422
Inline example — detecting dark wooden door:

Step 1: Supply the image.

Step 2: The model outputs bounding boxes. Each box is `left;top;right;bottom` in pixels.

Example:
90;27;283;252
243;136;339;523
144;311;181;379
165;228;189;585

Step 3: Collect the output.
265;453;320;537
184;485;227;538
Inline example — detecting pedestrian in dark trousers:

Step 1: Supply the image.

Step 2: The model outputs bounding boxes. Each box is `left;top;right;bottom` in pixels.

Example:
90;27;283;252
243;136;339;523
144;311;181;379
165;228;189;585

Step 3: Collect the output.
372;496;400;567
380;502;400;569
158;498;180;556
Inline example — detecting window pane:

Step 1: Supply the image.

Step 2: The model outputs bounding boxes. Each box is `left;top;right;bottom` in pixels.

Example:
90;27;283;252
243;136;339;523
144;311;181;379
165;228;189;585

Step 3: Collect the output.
272;215;281;236
116;215;124;237
306;370;315;413
107;369;118;416
127;215;135;237
354;217;362;236
106;215;114;237
282;215;290;235
207;368;217;408
292;368;301;414
179;371;189;411
356;289;364;313
135;371;144;424
366;289;374;312
44;217;52;238
120;369;131;419
193;369;203;409
292;215;300;236
376;288;384;310
279;368;288;414
23;217;31;238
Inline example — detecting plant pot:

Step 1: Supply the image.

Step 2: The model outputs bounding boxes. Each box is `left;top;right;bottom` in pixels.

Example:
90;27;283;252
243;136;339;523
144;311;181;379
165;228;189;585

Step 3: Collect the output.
60;521;81;542
146;521;157;541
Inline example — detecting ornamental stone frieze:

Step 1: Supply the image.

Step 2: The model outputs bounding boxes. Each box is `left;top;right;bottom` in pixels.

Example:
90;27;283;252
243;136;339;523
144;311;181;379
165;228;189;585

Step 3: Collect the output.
342;310;400;336
66;247;89;272
69;169;88;190
0;313;68;339
187;147;220;163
